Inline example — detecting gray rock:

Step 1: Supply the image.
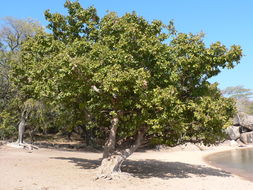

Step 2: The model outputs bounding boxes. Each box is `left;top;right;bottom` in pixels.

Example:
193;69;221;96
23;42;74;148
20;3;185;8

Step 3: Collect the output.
240;132;253;144
233;114;241;126
236;112;253;131
225;126;241;140
0;141;7;146
240;126;252;133
229;140;239;146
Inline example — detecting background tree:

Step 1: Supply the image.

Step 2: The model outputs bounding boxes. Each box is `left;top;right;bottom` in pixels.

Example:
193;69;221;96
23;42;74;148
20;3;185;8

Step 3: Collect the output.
0;43;10;110
12;1;242;178
0;17;44;140
222;85;253;114
0;17;43;52
0;16;98;143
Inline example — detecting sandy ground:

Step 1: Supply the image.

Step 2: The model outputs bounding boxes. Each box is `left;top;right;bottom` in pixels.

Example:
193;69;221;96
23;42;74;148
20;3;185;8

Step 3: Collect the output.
0;143;253;190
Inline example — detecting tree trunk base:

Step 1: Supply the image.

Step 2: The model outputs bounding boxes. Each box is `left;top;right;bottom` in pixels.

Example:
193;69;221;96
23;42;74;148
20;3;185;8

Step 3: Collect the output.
96;127;146;180
7;142;38;153
96;154;125;180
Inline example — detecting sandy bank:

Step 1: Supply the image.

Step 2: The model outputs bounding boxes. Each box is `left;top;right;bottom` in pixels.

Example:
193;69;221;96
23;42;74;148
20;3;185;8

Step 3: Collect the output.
0;143;253;190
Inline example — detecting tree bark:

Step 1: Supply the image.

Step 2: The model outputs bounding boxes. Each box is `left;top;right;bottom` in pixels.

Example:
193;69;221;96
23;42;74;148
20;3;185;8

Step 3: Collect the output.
102;116;119;158
97;128;146;179
18;110;27;144
18;118;26;144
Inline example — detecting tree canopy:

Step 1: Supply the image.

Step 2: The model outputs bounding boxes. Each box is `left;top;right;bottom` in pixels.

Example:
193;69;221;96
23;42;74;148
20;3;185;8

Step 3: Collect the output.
10;0;242;177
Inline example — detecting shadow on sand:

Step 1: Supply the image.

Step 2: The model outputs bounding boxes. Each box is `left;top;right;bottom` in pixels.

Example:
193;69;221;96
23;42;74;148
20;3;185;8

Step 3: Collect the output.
51;157;231;179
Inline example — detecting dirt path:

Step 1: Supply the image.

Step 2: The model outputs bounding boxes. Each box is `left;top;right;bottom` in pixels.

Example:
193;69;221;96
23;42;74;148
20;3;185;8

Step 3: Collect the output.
0;145;253;190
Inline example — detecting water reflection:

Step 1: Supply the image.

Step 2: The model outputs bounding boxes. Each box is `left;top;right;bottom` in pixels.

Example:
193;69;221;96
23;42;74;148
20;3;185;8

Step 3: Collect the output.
208;148;253;178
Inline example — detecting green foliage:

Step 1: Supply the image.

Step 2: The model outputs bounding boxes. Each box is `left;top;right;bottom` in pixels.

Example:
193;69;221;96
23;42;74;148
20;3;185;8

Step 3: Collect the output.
12;1;242;146
0;97;20;140
0;17;45;140
0;123;17;140
22;99;46;131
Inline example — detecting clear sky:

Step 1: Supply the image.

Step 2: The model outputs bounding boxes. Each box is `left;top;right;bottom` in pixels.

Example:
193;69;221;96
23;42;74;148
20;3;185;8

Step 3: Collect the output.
1;0;252;91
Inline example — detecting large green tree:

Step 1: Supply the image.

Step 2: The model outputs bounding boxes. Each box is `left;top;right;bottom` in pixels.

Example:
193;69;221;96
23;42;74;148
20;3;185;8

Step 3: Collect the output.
12;1;242;178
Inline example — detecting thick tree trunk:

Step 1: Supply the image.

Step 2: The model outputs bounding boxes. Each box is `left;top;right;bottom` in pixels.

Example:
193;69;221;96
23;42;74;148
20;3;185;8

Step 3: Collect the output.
98;154;125;177
102;116;119;158
97;128;146;179
18;111;27;144
18;118;26;144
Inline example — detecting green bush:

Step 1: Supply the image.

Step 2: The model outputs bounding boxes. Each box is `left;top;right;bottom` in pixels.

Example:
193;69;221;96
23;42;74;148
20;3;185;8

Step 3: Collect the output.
0;111;18;140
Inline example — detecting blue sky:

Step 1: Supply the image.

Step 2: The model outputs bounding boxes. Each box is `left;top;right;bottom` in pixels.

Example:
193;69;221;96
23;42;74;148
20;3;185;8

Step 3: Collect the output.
1;0;253;91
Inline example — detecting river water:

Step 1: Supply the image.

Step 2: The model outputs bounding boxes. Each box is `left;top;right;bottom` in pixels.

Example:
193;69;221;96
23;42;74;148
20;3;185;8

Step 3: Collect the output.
206;148;253;181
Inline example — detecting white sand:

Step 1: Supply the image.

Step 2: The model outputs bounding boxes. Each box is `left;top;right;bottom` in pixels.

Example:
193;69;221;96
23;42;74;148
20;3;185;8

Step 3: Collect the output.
0;143;253;190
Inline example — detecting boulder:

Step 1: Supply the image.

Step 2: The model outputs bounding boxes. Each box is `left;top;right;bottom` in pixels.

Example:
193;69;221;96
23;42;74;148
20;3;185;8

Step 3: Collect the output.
225;126;241;140
240;132;253;144
239;126;252;133
233;114;241;126
236;112;253;131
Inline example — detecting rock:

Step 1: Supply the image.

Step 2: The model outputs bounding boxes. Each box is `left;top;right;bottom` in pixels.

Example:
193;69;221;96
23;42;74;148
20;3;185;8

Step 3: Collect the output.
181;143;201;151
229;140;238;146
236;112;253;131
240;132;253;144
0;141;7;146
233;114;241;126
225;126;241;140
239;126;252;133
236;139;247;147
169;143;202;151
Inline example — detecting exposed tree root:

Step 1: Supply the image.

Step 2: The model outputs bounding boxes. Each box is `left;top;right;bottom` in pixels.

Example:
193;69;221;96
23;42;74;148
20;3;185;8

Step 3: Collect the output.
7;142;39;153
96;127;147;180
96;154;125;180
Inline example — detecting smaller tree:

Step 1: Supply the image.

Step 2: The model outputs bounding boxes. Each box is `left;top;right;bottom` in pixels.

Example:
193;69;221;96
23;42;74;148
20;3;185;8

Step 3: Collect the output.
17;99;46;144
222;86;253;114
0;17;43;52
0;17;44;140
0;47;10;109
